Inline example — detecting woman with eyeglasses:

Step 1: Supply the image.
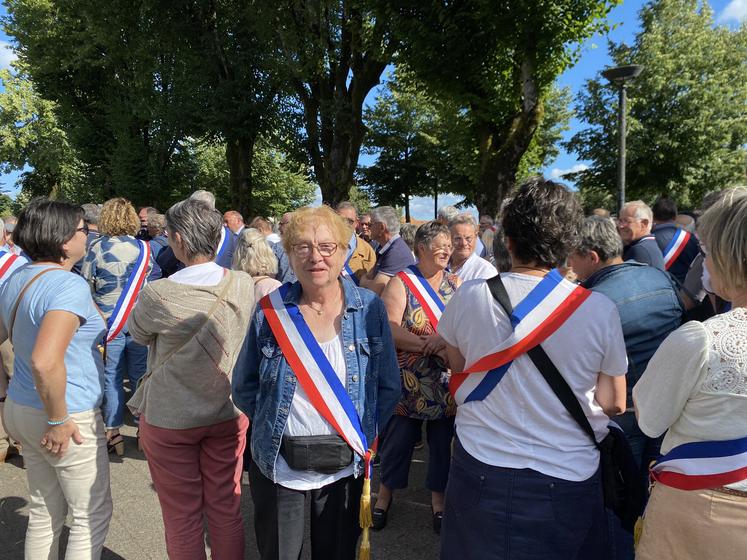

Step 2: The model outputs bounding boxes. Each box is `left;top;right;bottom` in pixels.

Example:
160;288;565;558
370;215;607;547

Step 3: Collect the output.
81;197;153;456
372;221;461;535
0;198;112;558
233;205;400;560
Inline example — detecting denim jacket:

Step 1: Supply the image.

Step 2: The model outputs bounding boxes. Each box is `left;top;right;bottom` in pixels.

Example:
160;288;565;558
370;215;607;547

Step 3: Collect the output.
232;278;400;481
582;262;683;407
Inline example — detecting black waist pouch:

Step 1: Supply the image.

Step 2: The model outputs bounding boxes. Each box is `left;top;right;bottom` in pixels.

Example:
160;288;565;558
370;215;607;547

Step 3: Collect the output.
280;434;354;474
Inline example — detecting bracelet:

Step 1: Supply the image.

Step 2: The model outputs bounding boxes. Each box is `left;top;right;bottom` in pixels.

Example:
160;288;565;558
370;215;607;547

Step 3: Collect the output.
47;415;70;426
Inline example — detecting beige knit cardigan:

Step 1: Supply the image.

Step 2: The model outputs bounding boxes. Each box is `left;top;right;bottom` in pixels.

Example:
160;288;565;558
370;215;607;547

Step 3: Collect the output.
127;270;255;429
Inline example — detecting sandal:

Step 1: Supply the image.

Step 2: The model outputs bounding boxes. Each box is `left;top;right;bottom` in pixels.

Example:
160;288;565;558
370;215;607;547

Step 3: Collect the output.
107;432;124;456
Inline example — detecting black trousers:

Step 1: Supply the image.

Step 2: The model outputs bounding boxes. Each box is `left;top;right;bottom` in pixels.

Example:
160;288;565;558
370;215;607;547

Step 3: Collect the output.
248;460;363;560
379;415;455;492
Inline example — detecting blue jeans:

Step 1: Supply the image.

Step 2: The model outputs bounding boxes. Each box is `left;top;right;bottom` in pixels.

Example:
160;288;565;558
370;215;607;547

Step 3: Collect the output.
103;332;148;430
441;438;609;560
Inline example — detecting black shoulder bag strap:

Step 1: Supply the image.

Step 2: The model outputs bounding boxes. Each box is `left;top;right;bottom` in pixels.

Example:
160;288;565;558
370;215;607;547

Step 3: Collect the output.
486;274;600;450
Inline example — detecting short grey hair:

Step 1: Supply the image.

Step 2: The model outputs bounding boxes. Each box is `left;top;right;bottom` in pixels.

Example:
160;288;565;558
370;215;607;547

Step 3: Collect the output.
148;213;166;235
82;203;101;225
165;199;222;261
233;228;278;277
414;221;450;258
623;200;653;222
437;205;459;223
190;189;216;209
449;212;478;231
576;216;623;261
399;223;417;251
336;201;357;215
370;206;400;235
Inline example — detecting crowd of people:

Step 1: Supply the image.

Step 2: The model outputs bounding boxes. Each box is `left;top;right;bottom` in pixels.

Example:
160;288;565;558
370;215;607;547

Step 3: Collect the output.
0;179;745;560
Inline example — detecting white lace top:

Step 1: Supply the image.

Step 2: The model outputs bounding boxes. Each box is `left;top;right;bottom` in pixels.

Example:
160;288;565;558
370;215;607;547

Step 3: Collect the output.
634;308;747;476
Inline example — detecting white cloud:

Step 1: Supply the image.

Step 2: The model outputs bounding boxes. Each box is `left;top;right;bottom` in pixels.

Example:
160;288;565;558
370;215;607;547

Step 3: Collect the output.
719;0;747;23
549;163;589;180
0;40;17;71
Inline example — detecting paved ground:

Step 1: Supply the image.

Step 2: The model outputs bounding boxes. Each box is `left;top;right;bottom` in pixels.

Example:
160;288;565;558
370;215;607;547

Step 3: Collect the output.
0;422;440;559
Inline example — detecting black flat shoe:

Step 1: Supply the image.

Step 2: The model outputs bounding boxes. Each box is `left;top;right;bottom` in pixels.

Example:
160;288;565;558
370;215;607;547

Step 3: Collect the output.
372;498;393;531
432;508;443;535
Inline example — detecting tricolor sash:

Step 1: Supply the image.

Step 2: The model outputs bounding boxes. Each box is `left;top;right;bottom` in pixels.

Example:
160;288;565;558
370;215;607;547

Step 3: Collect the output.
342;234;359;285
651;436;747;491
216;225;231;263
449;270;591;405
397;265;445;330
0;251;22;282
662;228;691;270
106;240;150;342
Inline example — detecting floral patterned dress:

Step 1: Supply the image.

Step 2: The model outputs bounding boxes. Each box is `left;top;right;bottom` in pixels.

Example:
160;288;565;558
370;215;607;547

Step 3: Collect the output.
395;270;459;420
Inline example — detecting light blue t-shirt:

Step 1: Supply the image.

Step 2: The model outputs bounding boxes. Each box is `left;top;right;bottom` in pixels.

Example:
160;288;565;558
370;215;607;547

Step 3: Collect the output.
0;264;106;412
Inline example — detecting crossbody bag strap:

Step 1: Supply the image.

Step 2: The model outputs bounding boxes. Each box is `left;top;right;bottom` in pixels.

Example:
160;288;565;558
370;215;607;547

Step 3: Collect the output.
7;267;61;345
138;271;235;387
486;274;600;449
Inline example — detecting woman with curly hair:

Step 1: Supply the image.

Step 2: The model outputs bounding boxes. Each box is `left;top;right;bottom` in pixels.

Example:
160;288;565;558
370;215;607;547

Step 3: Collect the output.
82;197;152;455
373;221;461;535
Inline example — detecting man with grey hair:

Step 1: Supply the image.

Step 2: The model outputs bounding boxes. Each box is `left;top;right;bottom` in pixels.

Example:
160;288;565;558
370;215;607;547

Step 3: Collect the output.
361;206;414;295
2;216;21;256
189;189;216;209
448;213;496;281
335;201;376;282
617;200;664;270
436;205;459;225
568;216;682;556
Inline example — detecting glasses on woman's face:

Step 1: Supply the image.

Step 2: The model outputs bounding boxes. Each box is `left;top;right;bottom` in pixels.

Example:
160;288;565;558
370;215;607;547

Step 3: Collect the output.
76;223;90;235
291;242;339;258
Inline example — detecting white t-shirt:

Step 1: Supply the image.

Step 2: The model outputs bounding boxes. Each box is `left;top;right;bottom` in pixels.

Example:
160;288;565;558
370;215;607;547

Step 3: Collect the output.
168;261;225;286
451;252;497;282
275;331;355;490
438;273;627;481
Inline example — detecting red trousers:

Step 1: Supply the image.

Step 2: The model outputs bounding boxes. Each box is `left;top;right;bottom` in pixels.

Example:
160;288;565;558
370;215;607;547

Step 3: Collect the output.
140;414;249;560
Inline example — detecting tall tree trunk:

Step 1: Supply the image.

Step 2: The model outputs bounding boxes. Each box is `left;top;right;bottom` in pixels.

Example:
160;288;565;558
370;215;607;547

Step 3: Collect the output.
225;134;255;217
473;56;544;217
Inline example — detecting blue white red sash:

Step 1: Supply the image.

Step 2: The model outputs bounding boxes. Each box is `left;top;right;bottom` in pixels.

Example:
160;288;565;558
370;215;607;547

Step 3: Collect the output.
342;234;359;285
216;226;231;263
260;284;373;462
662;228;691;270
449;270;591;405
651;436;747;490
397;265;445;330
106;240;150;342
0;251;23;282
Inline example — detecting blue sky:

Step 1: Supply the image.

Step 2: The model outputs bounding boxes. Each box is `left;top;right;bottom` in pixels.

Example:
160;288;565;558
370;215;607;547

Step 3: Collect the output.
1;1;745;217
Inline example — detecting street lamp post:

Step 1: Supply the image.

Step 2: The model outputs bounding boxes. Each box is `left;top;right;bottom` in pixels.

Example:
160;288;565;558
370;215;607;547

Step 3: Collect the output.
601;64;644;213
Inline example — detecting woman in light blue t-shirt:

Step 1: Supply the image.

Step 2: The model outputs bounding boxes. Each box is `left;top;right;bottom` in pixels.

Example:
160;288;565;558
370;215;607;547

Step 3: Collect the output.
0;199;112;559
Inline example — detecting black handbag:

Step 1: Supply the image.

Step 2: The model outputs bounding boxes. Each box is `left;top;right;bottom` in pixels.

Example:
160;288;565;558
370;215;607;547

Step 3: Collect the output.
486;274;646;532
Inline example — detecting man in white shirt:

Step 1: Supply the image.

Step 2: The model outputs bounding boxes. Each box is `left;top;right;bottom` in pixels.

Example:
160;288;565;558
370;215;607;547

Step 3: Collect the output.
223;210;245;236
250;216;281;244
448;214;496;281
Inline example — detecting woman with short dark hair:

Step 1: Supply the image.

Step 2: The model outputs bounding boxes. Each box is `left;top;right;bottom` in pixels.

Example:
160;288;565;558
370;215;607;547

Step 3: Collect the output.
81;197;152;455
438;178;628;559
1;198;112;558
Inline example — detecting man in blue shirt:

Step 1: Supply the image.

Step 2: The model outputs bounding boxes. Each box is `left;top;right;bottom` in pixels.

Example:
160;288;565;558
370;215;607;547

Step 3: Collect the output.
651;197;700;285
569;215;683;559
360;206;414;295
618;200;665;270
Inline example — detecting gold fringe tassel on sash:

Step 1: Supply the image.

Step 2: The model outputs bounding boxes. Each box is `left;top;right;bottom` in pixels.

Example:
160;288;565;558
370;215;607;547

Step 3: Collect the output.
358;448;375;560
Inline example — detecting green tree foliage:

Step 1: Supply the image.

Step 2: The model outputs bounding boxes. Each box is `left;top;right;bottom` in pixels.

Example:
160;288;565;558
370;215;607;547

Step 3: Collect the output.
274;0;396;205
192;139;316;217
567;0;747;209
0;67;86;200
378;0;618;216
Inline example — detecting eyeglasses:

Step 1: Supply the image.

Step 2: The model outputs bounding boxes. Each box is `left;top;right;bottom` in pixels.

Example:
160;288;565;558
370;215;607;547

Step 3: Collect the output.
291;242;339;258
617;218;641;226
452;236;475;245
342;217;355;226
430;244;452;254
76;224;90;235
